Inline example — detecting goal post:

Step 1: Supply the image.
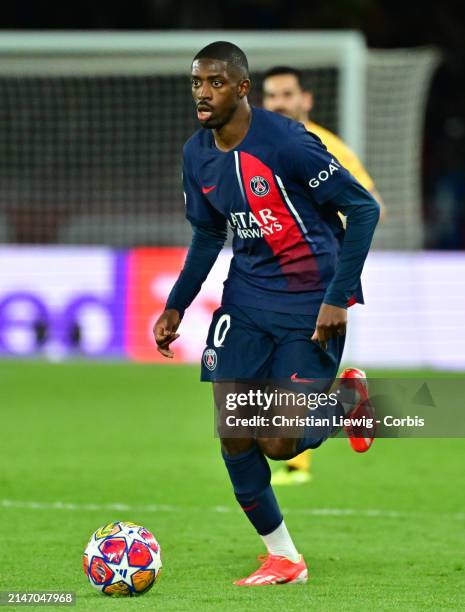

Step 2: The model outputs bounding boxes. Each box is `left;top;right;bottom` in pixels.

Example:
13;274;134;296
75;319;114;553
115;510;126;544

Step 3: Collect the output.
0;30;367;153
0;31;438;249
365;48;440;249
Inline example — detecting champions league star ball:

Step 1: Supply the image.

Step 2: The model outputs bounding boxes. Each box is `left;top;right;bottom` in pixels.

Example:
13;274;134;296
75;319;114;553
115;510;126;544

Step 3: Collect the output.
83;521;162;596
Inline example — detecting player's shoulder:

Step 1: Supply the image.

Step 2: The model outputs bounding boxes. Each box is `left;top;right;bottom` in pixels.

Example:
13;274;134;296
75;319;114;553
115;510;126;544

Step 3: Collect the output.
306;121;339;142
306;121;353;156
183;128;210;161
254;107;306;139
254;107;325;153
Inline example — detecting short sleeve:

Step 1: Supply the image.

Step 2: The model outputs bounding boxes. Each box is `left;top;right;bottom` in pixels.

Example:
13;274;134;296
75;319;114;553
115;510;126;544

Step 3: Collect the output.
183;151;226;229
282;133;359;205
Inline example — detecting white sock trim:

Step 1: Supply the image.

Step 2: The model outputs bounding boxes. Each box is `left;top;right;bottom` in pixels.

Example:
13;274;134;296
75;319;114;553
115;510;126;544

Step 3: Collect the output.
260;520;300;563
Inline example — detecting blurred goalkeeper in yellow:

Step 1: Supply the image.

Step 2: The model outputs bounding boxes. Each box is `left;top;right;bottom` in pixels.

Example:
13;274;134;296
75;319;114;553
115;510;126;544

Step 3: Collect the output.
262;65;384;486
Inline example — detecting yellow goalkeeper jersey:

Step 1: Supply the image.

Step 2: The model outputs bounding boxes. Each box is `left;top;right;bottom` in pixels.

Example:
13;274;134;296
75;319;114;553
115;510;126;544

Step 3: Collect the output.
305;121;375;193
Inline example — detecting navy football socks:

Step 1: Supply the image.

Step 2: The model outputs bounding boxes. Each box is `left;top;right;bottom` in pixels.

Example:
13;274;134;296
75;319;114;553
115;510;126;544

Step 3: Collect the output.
295;399;345;454
222;445;283;536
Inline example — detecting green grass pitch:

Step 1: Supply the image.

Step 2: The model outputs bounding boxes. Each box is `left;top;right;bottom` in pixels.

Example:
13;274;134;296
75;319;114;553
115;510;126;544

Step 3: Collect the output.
1;362;464;610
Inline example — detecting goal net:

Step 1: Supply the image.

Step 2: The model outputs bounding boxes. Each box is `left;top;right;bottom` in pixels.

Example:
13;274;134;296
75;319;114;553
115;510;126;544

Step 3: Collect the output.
0;32;439;249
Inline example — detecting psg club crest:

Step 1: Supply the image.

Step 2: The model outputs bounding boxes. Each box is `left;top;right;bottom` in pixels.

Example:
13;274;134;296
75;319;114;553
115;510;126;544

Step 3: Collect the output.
203;348;217;371
250;175;270;197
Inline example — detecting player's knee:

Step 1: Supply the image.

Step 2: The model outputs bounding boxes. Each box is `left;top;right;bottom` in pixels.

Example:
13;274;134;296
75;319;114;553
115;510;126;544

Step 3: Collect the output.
257;437;296;461
220;437;255;457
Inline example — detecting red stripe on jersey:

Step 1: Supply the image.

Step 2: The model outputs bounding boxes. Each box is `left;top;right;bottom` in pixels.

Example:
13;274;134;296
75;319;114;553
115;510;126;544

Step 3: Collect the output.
239;151;320;290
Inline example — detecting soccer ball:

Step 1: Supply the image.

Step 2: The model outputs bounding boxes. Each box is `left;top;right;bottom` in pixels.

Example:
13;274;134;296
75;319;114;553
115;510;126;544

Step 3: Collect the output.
83;521;162;596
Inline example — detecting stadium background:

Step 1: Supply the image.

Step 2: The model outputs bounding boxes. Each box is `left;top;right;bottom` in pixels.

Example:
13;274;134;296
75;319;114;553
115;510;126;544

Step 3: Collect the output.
1;3;465;610
0;6;464;368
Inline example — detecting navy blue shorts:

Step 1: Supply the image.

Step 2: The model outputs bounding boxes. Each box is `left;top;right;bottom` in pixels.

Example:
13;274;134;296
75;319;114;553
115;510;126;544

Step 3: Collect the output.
200;304;345;382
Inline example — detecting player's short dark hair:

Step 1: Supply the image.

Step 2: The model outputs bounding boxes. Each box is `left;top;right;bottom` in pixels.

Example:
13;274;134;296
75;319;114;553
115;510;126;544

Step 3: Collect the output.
263;66;306;90
193;41;249;78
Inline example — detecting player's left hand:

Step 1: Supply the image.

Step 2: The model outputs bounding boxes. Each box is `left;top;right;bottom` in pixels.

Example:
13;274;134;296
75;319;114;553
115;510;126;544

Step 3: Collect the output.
153;309;181;358
311;303;347;350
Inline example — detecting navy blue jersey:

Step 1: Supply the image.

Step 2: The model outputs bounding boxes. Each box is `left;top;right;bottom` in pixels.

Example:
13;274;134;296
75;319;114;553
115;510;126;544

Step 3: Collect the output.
182;107;363;315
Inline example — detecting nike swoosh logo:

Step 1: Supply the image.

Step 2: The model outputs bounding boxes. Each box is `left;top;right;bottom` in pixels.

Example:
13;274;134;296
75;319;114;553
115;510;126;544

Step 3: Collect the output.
291;373;316;383
201;185;216;194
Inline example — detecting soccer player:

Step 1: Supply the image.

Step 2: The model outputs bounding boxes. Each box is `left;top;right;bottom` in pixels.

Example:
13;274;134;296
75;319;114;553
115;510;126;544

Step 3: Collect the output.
153;41;380;586
262;65;385;486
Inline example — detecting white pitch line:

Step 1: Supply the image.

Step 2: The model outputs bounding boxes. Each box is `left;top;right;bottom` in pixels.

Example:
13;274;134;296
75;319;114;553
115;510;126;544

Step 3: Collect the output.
1;499;463;521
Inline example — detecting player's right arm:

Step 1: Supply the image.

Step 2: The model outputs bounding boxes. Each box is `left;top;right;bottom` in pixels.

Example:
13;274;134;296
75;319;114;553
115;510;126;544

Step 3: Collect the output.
309;123;386;221
153;150;227;358
279;134;380;347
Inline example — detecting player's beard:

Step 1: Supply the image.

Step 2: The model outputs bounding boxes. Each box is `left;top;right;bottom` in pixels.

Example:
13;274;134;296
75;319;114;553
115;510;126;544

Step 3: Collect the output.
199;103;238;130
